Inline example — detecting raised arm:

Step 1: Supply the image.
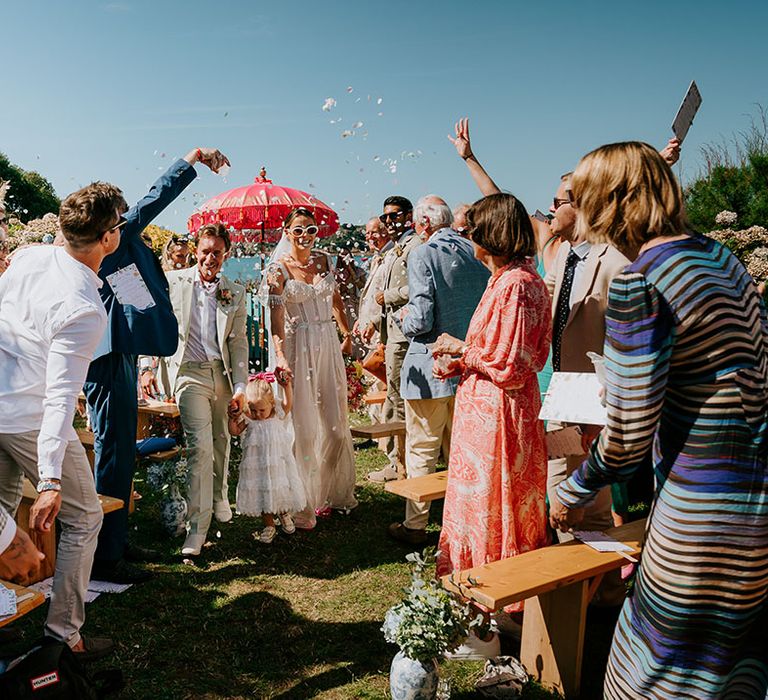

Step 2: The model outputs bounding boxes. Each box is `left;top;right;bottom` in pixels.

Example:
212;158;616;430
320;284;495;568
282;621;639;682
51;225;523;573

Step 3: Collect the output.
449;118;502;196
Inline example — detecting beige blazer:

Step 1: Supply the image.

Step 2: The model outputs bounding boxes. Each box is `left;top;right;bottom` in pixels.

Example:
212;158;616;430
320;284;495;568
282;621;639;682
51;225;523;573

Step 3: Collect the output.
161;266;249;393
545;242;630;372
380;231;422;345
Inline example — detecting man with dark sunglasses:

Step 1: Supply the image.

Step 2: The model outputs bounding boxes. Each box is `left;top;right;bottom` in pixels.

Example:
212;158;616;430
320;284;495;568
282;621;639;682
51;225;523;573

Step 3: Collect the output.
369;196;421;481
84;147;230;584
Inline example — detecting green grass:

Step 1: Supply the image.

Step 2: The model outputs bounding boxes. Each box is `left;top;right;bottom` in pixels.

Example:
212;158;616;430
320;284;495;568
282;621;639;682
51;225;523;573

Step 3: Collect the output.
5;439;617;698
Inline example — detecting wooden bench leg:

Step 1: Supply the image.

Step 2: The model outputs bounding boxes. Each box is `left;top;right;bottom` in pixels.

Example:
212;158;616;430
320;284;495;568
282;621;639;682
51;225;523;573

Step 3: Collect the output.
520;579;589;698
395;433;406;480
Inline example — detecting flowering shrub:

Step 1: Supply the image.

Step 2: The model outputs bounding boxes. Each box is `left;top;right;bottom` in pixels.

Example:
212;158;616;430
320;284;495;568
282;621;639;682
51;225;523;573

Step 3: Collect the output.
715;210;738;228
147;456;188;494
345;357;370;413
705;225;768;281
382;548;479;662
6;213;60;251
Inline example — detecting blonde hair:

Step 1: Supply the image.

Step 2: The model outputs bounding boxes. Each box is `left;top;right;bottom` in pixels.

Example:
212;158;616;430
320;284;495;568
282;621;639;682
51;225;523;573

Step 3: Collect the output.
244;378;276;417
161;236;194;271
571;141;688;252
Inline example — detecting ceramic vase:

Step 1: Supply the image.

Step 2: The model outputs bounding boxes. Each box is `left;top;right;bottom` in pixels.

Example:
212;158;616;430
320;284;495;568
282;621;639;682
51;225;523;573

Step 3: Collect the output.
389;651;439;700
160;484;187;536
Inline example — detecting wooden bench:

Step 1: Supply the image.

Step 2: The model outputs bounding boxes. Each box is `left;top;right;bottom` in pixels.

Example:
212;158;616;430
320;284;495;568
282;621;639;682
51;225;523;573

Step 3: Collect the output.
15;481;124;584
77;428;95;470
363;390;387;406
350;421;406;478
144;447;181;462
442;518;646;699
385;471;448;502
0;581;46;628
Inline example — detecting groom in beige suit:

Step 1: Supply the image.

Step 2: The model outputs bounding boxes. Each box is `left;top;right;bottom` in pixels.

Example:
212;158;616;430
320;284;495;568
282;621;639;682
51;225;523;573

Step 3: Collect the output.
157;223;248;556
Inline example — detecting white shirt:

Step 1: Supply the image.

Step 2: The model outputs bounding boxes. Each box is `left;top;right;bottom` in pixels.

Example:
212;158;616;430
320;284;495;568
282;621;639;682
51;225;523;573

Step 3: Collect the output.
182;272;222;363
0;246;107;481
568;241;592;310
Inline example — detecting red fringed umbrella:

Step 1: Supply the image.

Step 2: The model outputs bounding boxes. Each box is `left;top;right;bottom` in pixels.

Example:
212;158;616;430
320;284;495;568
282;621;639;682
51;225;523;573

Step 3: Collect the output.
186;167;339;242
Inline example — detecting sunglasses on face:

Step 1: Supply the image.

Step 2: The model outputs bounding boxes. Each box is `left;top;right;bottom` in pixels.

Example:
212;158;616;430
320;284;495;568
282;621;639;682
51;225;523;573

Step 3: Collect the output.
379;211;405;223
553;197;570;210
288;225;319;236
104;215;128;235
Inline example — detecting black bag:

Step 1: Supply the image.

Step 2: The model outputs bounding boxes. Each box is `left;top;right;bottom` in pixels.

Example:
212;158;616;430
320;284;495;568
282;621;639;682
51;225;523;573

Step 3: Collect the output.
0;637;123;699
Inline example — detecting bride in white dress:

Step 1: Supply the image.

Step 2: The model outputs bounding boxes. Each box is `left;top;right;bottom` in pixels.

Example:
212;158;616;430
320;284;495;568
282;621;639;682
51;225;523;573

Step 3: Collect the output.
261;207;358;528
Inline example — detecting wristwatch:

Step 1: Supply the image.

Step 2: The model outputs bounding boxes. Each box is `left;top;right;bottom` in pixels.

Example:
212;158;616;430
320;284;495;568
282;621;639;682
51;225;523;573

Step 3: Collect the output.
36;479;62;493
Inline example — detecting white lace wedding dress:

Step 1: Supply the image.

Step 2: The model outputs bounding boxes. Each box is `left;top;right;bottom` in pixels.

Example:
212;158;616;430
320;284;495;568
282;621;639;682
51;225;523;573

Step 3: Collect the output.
267;255;358;526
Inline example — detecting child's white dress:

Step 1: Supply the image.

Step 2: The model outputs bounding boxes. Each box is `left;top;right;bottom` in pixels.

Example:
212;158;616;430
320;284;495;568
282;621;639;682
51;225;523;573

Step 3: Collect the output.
236;406;307;516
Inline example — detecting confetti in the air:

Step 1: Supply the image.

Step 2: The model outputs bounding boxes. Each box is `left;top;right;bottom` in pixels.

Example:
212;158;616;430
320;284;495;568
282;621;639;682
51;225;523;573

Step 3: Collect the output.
346;86;354;93
352;121;363;129
377;97;383;105
322;97;336;112
341;130;354;138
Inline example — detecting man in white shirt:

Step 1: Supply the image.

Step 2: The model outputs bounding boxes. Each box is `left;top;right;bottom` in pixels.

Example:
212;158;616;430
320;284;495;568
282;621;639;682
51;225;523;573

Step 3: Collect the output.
0;182;126;662
143;223;249;557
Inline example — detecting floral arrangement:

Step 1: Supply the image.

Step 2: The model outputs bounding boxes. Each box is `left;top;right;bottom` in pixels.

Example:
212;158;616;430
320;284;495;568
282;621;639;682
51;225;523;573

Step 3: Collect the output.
345;357;370;413
217;287;233;306
147;413;184;444
705;222;768;281
146;456;188;494
382;548;479;663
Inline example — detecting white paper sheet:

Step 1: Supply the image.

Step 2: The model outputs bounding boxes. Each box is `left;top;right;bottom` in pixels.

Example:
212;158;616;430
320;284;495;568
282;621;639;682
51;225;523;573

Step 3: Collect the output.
545;426;584;459
105;263;156;311
0;585;17;617
29;576;130;603
572;529;634;555
539;372;607;426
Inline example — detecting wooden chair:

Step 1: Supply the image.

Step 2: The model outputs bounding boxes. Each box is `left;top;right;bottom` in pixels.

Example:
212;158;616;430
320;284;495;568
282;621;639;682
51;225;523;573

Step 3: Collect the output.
385;471;447;502
363;390;387;406
350;421;406;478
0;581;46;628
442;518;646;699
15;480;124;584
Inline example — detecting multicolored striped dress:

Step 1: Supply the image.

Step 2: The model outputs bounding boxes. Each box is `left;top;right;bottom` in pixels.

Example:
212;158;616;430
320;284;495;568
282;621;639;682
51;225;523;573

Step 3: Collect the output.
557;234;768;699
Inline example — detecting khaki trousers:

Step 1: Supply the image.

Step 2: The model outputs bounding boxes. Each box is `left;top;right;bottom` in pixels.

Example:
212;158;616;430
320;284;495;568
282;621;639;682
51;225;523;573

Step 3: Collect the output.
403;396;454;530
176;361;231;538
0;432;103;647
547;453;625;606
382;341;408;468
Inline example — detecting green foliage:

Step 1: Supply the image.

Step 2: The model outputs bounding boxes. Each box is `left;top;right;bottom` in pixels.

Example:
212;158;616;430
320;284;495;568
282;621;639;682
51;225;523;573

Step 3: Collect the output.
381;547;479;662
0;151;60;221
684;107;768;230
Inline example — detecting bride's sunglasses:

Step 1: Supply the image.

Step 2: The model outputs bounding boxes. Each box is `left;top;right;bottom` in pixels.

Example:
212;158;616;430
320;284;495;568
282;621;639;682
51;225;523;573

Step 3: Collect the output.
287;225;319;236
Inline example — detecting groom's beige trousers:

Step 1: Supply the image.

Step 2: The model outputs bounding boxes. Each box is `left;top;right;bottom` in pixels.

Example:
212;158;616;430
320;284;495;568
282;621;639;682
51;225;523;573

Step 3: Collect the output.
176;360;231;537
403;396;454;530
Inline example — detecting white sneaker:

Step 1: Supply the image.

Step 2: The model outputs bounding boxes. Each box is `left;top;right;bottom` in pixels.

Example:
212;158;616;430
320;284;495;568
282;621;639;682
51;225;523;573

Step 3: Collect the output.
181;534;205;557
367;465;399;483
444;631;500;661
213;501;233;523
259;526;277;544
280;513;296;535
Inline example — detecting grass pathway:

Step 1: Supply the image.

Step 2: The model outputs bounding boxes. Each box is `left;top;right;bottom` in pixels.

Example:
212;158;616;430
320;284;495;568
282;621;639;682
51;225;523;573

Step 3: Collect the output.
9;444;616;698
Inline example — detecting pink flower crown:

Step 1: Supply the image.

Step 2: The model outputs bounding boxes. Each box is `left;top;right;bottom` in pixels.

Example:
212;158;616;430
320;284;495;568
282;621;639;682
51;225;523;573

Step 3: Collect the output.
248;371;276;383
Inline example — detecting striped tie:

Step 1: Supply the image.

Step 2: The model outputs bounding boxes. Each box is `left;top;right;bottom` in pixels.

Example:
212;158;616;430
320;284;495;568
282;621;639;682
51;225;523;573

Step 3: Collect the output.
552;249;580;371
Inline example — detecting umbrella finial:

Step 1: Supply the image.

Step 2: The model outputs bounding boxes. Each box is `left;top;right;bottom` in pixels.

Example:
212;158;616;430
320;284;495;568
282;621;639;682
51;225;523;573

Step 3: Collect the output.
255;167;270;184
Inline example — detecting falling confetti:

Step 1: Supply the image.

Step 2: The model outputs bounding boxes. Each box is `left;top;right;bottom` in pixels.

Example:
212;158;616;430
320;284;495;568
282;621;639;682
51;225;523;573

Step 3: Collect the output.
373;155;380;161
224;111;229;117
341;130;354;138
346;86;354;93
322;97;336;112
377;112;384;117
377;97;383;105
352;121;363;129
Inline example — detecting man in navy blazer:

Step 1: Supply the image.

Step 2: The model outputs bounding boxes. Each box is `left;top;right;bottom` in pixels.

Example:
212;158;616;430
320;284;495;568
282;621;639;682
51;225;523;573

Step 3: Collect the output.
388;195;489;546
85;147;229;583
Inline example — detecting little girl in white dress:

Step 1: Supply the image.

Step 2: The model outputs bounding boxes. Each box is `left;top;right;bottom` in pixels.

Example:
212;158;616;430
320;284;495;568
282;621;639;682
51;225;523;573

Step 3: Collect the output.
228;366;307;543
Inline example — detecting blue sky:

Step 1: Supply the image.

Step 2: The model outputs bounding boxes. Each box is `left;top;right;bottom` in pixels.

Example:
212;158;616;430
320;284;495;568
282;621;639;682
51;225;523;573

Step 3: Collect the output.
2;0;766;232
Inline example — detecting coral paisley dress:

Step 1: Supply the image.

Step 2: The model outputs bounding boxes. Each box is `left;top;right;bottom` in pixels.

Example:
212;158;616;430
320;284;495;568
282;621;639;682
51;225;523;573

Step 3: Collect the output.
437;259;551;608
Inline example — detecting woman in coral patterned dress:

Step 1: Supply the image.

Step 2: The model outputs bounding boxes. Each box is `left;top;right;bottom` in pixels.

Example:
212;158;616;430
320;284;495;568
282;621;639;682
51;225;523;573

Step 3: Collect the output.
433;194;551;610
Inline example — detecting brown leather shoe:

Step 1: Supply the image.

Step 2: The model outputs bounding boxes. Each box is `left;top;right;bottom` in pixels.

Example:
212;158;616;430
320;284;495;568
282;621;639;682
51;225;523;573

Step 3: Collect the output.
387;522;427;546
72;636;115;664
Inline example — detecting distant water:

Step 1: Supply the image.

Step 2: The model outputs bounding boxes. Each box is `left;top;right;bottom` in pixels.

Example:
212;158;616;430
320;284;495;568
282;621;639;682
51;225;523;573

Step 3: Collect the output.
223;254;369;284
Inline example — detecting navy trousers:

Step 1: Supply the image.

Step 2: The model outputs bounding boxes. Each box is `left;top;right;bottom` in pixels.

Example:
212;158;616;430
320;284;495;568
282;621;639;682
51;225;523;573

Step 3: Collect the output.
83;352;138;564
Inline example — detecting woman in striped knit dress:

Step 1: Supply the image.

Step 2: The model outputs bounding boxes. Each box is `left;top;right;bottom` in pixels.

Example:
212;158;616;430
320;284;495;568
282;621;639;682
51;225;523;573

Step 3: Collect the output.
551;141;768;699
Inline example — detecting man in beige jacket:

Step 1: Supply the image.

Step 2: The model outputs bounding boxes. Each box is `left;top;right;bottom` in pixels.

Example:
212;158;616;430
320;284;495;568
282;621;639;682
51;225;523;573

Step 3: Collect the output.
146;223;248;557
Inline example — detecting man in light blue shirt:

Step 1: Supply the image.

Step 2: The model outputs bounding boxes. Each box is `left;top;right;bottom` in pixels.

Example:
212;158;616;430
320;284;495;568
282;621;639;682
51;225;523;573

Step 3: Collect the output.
388;196;489;545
